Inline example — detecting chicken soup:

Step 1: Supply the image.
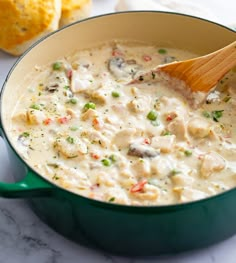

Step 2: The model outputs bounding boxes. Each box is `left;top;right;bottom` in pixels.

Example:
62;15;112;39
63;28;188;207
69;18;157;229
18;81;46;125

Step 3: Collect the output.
9;42;236;205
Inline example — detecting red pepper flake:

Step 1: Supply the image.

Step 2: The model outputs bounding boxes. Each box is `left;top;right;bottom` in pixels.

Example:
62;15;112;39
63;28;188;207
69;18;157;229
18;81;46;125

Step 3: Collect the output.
58;116;69;124
43;118;52;125
143;138;150;144
130;179;147;193
112;49;123;57
143;55;152;62
91;153;100;160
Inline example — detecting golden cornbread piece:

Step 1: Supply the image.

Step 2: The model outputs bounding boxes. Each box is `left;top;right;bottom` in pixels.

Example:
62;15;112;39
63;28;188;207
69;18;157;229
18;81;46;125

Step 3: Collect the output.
0;0;61;56
60;0;92;27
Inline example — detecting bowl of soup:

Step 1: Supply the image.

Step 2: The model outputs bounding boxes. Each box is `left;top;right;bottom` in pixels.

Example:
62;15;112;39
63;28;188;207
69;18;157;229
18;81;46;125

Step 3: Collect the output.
0;11;235;256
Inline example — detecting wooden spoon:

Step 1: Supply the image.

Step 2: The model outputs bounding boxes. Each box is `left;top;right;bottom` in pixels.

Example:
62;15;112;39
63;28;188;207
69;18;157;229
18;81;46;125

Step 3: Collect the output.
130;40;236;108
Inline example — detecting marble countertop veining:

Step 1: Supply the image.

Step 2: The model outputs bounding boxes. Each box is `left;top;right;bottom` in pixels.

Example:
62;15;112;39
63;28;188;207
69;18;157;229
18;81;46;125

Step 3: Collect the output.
0;0;236;262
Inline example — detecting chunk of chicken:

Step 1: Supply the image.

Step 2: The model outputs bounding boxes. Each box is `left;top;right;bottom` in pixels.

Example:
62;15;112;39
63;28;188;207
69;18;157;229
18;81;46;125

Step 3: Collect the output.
130;184;159;201
112;128;137;149
54;135;87;158
160;96;187;118
131;159;151;177
151;135;176;153
150;157;172;177
127;96;150;113
173;187;207;202
12;110;28;123
167;117;188;141
188;117;211;138
71;67;94;93
171;173;194;187
81;108;98;121
90;89;109;104
95;172;116;187
27;109;46;125
200;152;225;178
82;130;109;148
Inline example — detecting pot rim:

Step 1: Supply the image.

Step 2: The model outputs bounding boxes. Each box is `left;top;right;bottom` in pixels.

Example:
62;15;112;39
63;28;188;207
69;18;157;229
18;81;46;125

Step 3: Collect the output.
0;10;235;210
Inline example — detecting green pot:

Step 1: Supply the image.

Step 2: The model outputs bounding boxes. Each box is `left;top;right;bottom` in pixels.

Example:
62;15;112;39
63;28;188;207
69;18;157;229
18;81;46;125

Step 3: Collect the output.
0;12;235;256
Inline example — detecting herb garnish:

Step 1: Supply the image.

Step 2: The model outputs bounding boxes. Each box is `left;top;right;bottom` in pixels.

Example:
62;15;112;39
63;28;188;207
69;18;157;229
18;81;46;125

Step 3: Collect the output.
212;110;224;122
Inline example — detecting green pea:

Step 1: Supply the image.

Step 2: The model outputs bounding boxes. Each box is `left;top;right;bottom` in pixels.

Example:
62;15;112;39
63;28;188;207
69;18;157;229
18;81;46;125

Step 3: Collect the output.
184;150;192;157
147;110;158;121
84;102;96;110
69;98;77;104
101;158;111;167
112;91;120;98
52;62;62;70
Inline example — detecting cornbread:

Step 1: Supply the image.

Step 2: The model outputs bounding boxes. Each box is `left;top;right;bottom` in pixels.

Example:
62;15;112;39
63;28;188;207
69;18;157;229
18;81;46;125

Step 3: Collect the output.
0;0;61;56
0;0;92;56
60;0;92;27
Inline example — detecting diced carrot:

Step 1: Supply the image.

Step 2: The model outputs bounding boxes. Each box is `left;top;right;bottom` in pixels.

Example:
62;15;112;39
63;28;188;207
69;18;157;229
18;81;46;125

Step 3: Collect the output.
130;179;147;193
92;117;103;130
91;153;100;160
58;116;69;124
43;118;52;125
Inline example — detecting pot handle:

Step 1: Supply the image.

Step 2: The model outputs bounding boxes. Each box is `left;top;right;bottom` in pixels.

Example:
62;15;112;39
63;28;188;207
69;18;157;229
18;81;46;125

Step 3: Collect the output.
0;119;55;198
0;170;55;198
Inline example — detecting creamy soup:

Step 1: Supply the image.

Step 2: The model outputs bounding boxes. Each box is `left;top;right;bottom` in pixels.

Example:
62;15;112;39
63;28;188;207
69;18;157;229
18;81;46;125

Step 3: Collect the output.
9;42;236;205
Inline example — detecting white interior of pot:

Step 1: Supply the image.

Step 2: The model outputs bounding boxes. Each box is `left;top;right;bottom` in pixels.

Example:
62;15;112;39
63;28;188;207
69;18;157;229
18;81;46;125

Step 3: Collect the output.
2;11;235;136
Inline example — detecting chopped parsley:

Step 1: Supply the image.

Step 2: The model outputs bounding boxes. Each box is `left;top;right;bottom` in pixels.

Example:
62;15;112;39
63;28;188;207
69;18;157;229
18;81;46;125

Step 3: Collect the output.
30;104;40;110
108;197;115;202
202;111;211;118
69;126;78;131
158;48;167;54
66;136;75;144
223;96;231;103
20;132;30;137
212;110;224;122
162;131;172;136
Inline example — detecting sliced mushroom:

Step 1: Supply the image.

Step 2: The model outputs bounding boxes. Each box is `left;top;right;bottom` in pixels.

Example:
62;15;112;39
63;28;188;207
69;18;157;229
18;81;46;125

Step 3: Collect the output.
163;56;177;64
108;57;141;80
128;143;160;158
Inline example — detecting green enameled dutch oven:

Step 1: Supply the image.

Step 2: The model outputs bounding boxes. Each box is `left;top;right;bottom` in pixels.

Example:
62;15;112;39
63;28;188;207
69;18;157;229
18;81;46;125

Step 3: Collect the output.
0;12;236;256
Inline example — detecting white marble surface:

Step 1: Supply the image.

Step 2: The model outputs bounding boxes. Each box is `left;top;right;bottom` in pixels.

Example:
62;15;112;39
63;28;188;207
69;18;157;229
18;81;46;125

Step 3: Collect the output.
0;0;235;262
